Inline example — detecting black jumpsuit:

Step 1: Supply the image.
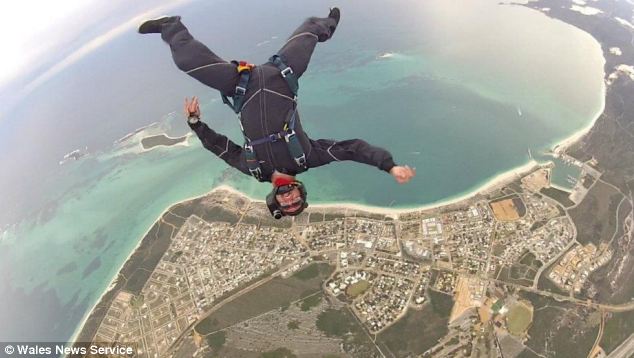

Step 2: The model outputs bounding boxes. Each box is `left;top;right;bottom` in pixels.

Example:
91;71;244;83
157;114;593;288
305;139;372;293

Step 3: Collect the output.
159;14;396;182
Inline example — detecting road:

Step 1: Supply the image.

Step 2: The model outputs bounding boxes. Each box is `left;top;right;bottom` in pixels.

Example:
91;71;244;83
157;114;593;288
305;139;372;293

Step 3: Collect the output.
588;311;606;358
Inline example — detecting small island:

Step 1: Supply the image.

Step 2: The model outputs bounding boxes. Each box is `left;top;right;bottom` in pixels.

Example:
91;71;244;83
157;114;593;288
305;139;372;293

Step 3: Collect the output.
140;133;190;150
59;147;88;165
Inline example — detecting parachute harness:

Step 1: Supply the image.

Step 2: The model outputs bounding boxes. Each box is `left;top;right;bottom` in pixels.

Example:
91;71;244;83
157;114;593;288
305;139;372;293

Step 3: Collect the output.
220;56;307;182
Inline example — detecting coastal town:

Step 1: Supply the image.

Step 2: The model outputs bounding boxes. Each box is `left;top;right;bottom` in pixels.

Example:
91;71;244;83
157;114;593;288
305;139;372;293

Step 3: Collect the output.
84;156;616;357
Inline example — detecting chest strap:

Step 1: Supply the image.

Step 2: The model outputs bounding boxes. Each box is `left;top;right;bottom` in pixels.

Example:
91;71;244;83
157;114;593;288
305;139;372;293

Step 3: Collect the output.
246;108;306;168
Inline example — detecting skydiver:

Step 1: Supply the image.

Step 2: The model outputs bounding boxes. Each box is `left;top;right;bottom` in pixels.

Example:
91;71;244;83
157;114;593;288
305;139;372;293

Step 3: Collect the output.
138;8;415;219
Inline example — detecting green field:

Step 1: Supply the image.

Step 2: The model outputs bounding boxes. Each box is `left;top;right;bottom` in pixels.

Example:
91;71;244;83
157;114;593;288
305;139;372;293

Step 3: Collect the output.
540;187;576;208
569;181;623;245
316;309;355;337
300;293;322;311
260;347;297;358
206;331;226;351
293;263;323;280
517;348;542;358
324;213;346;221
314;307;380;356
308;212;325;223
377;290;454;357
497;266;535;287
506;302;533;336
195;263;334;335
537;273;570;296
498;251;544;287
518;252;542;268
585;199;634;304
601;311;634;354
520;291;599;357
346;280;370;297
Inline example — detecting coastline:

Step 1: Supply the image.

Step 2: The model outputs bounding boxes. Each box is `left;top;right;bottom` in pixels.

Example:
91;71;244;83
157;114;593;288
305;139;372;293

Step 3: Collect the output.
552;79;607;153
297;160;541;215
520;1;608;154
187;160;538;217
66;189;211;345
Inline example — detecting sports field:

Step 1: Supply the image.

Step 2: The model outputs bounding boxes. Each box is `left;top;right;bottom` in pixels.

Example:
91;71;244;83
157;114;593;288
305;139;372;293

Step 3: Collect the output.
346;280;370;297
490;198;521;221
506;301;533;336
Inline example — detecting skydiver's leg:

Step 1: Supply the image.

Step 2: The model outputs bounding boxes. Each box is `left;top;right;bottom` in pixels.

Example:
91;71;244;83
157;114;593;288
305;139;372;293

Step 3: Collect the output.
152;17;238;95
276;8;340;79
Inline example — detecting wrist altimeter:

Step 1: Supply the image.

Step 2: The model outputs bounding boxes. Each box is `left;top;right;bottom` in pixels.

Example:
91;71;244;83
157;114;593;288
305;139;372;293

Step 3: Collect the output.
187;114;200;124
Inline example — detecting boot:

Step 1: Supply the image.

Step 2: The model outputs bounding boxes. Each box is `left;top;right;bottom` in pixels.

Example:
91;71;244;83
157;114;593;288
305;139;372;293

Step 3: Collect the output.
138;16;180;34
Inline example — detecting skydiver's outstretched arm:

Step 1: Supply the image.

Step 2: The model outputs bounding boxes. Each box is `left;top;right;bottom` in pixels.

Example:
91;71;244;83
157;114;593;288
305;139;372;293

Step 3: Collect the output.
158;17;239;96
307;138;416;183
189;121;250;175
184;97;250;176
275;8;340;79
308;138;396;172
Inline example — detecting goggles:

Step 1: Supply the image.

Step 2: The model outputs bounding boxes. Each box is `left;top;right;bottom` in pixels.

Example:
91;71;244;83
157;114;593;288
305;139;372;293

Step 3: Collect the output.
266;181;308;219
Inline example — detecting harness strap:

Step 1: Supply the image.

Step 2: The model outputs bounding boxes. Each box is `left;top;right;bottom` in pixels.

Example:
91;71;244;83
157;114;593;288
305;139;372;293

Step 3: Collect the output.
243;144;263;181
285;128;307;168
221;61;252;113
268;54;299;97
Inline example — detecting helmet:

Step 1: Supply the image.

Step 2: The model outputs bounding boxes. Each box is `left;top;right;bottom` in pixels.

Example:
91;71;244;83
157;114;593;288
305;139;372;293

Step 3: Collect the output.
266;180;308;219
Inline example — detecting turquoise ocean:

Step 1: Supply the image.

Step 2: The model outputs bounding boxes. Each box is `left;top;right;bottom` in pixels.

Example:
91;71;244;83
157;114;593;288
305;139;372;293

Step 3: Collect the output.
0;0;604;341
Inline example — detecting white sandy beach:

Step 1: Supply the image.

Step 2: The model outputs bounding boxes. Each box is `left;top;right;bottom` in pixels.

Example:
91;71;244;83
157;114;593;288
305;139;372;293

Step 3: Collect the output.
159;157;540;218
554;82;606;153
